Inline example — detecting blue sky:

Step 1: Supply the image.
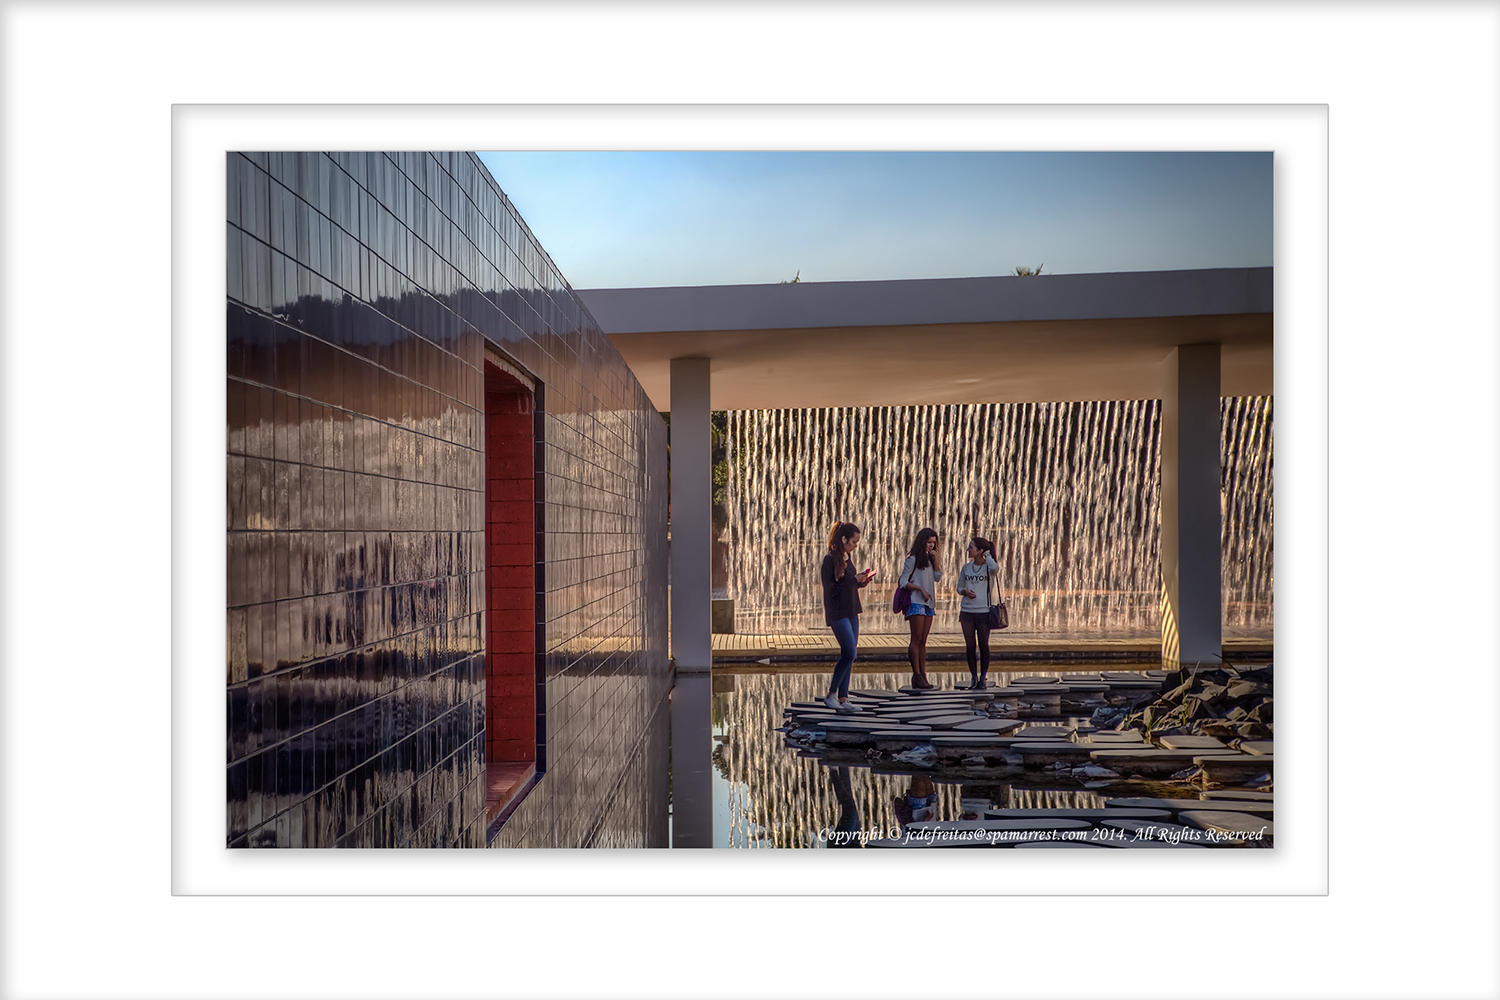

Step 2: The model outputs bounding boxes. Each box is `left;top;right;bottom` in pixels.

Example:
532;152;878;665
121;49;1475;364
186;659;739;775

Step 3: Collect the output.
475;151;1272;290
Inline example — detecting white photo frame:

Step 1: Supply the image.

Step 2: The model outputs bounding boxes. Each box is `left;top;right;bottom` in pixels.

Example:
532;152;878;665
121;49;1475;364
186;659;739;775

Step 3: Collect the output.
176;103;1326;895
2;1;1495;997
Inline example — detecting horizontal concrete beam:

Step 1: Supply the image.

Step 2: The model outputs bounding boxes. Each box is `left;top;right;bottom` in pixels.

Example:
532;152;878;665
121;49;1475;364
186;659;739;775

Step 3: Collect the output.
582;268;1271;335
580;269;1272;410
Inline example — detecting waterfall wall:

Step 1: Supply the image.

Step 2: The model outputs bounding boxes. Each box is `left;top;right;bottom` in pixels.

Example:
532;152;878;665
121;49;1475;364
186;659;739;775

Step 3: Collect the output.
723;397;1272;636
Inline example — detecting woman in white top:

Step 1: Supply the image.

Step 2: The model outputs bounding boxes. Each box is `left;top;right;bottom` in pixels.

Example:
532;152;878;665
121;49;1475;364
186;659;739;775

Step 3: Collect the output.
953;535;1000;689
897;527;942;690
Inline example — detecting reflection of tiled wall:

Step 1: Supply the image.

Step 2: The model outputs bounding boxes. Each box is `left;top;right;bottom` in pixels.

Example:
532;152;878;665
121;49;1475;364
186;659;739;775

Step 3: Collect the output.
227;152;670;848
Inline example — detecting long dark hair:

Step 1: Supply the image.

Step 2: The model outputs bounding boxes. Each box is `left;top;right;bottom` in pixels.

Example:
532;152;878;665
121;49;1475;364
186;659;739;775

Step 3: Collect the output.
970;535;996;560
828;521;861;553
908;527;937;569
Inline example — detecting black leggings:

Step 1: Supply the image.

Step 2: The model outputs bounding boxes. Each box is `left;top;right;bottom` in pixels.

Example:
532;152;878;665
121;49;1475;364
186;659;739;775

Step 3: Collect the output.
959;611;992;676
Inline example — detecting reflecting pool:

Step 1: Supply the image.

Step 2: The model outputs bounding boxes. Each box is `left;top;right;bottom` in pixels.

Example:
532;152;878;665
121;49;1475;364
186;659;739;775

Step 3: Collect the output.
706;664;1274;849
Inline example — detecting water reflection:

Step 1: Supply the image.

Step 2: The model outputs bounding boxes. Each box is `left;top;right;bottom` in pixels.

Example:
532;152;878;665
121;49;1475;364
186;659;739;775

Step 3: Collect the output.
711;665;1248;848
825;766;863;849
892;774;937;832
669;670;713;848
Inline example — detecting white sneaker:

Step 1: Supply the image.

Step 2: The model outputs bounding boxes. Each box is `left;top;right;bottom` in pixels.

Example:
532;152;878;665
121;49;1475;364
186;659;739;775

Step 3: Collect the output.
823;694;843;711
840;701;863;713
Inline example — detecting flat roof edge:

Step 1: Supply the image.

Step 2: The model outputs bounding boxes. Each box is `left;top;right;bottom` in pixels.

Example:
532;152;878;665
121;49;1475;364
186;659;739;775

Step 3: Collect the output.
579;267;1272;335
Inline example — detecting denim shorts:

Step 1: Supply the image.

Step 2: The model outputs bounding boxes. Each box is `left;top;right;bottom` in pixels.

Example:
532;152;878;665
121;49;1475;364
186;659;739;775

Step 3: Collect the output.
905;603;934;618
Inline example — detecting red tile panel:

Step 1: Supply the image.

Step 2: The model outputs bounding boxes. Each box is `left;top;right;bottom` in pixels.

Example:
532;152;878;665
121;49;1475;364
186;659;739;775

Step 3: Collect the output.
484;373;537;766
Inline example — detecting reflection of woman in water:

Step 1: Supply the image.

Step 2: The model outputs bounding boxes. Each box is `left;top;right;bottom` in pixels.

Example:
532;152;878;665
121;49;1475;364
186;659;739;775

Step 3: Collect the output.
892;775;938;831
827;765;863;848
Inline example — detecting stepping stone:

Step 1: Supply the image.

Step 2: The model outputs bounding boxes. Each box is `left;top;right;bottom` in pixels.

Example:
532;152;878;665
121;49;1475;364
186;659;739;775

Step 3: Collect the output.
820;721;888;744
1091;748;1239;762
849;689;899;699
1239;741;1274;756
1105;797;1273;816
1156;735;1229;750
952;718;1025;733
1179;810;1274;839
819;720;890;731
1011;742;1099;762
1192;753;1274;767
869;730;936;748
929;733;1018;743
1081;731;1145;744
1201;789;1274;802
1059;672;1105;681
905;713;987;728
984;808;1172;821
1088;749;1240;776
870;708;952;719
930;736;1026;760
1103;672;1152;681
1016;725;1074;739
894;695;978;704
1086;750;1229;776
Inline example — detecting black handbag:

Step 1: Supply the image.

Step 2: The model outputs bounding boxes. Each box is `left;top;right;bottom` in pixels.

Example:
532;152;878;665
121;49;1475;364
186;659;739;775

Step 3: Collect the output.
986;561;1008;628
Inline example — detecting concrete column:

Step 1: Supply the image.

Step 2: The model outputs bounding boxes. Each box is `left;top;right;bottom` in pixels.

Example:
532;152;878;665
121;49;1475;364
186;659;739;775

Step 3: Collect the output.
669;671;713;847
668;358;712;848
1160;344;1223;667
669;356;712;672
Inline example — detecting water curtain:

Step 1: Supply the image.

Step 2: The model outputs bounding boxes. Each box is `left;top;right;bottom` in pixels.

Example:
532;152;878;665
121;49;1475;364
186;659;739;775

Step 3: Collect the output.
723;398;1273;635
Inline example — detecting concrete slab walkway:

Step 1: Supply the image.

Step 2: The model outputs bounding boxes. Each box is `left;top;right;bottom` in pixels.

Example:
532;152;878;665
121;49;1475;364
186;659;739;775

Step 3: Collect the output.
710;631;1272;663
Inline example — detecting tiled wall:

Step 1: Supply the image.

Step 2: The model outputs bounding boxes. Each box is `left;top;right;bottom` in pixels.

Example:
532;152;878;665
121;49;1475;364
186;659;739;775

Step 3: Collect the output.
227;151;670;848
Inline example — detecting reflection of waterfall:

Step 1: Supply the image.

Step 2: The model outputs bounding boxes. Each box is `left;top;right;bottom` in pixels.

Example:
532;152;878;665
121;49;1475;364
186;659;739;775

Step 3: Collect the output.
712;671;965;847
1005;788;1105;809
724;399;1273;635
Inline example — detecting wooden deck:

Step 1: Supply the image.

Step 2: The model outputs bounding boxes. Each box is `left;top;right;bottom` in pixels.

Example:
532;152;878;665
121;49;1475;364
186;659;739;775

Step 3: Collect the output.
710;631;1272;664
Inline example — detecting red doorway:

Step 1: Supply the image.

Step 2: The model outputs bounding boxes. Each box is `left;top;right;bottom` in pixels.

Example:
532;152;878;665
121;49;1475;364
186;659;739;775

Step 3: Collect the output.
483;357;541;823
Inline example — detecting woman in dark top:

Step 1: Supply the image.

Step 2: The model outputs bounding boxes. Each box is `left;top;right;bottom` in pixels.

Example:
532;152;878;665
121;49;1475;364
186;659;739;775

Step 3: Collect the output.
820;521;876;713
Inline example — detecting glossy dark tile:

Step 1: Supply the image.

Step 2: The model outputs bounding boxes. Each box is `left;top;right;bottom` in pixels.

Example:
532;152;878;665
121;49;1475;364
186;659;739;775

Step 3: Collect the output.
228;153;669;848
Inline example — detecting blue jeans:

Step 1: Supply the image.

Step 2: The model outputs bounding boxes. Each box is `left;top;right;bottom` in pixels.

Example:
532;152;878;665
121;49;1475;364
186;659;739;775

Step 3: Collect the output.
828;616;859;698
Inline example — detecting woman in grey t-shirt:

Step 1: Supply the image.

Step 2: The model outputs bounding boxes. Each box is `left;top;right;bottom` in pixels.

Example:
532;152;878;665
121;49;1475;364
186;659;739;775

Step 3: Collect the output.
953;535;1000;689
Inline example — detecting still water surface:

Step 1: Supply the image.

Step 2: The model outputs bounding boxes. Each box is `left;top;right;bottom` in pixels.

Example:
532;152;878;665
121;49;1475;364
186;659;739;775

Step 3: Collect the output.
701;664;1249;849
